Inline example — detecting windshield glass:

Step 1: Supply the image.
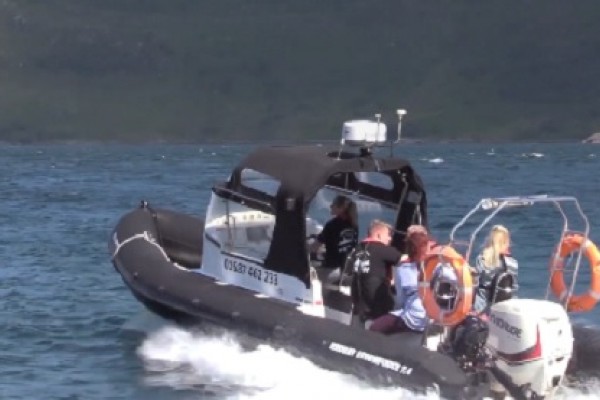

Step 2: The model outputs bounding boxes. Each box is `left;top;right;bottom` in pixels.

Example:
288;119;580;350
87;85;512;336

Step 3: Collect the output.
240;169;280;196
307;186;398;240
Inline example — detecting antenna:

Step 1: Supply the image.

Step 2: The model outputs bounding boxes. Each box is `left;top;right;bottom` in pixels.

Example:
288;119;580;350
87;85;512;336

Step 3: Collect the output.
396;109;407;143
369;113;382;156
390;109;407;156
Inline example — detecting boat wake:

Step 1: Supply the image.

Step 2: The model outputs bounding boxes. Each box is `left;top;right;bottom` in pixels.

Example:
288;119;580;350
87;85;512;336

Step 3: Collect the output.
130;318;600;400
135;325;438;400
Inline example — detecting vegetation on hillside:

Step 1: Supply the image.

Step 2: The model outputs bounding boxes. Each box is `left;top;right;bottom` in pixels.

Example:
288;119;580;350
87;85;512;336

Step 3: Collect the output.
1;1;599;142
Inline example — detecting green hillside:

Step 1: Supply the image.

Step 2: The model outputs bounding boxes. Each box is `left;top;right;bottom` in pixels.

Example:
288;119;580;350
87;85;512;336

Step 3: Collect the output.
1;1;599;142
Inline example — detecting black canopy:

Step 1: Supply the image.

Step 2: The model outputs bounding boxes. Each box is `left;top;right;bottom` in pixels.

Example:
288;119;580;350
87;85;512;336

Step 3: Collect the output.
214;145;428;285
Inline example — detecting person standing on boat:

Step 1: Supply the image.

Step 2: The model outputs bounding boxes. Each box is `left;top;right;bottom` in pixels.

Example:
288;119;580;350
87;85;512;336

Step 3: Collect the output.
350;220;402;324
473;224;519;315
309;195;358;281
369;225;429;334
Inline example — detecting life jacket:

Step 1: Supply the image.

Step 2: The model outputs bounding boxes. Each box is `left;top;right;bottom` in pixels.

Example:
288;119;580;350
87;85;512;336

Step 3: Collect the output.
486;253;516;304
351;241;372;275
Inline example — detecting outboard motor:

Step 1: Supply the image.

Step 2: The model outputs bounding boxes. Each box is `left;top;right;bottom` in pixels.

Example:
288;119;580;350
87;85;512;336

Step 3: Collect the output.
430;266;490;371
486;299;573;399
448;315;490;371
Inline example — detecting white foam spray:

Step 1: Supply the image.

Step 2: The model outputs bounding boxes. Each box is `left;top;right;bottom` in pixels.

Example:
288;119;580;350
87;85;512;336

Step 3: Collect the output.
137;326;437;400
135;323;600;400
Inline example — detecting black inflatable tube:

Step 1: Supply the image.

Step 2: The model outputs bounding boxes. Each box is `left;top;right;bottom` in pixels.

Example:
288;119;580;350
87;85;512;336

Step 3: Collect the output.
109;206;470;398
109;205;600;398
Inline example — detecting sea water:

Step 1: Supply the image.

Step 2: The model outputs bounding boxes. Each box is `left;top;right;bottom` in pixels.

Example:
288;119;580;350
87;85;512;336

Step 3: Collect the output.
1;142;599;399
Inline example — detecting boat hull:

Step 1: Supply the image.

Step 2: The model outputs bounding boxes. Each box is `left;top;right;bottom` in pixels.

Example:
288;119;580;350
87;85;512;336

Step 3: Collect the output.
109;205;600;398
109;205;471;398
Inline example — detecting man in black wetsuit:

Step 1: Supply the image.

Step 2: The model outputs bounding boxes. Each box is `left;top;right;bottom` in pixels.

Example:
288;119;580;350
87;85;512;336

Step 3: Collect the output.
351;220;402;323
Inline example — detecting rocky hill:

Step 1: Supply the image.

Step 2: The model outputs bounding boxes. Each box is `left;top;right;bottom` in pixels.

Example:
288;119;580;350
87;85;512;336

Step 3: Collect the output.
1;1;600;142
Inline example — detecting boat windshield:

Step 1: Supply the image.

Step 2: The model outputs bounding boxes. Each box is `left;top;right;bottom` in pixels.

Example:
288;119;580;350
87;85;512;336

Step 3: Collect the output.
240;169;280;197
204;169;279;261
307;186;399;240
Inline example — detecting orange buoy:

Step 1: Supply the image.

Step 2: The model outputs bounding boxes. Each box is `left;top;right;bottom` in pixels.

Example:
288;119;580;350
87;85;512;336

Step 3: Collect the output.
550;234;600;312
419;245;473;326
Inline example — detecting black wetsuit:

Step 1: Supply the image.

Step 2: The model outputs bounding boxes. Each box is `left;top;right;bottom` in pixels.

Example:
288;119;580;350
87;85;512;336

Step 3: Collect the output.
317;217;358;270
351;240;402;320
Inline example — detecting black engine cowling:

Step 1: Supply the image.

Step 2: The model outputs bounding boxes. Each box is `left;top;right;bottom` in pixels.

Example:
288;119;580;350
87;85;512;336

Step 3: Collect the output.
449;315;490;370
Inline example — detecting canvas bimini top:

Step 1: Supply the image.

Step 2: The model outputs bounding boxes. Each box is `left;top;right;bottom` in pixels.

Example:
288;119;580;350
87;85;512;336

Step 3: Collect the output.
213;144;428;284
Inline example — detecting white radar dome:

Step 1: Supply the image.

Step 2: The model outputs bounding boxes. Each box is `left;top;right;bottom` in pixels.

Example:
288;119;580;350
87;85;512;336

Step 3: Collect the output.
341;120;387;146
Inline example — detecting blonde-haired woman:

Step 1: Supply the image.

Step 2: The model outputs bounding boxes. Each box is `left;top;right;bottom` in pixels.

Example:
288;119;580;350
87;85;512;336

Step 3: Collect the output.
473;225;519;314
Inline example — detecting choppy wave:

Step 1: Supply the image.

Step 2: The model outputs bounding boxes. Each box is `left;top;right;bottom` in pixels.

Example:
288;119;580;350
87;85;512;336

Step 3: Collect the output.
521;152;544;158
421;157;444;164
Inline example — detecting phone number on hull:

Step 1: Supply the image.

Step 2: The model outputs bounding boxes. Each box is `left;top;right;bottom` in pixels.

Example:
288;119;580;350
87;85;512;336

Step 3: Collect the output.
223;258;278;286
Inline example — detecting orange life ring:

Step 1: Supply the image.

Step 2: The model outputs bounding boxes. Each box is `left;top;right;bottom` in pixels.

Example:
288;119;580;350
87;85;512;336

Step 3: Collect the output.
419;246;473;326
550;234;600;312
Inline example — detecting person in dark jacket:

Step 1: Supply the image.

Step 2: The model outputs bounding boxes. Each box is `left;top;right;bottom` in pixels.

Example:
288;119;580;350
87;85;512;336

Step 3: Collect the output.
310;195;358;281
351;220;402;323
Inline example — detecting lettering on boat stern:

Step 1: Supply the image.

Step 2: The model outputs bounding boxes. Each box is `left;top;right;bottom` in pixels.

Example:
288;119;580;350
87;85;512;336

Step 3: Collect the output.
490;313;522;338
327;342;413;375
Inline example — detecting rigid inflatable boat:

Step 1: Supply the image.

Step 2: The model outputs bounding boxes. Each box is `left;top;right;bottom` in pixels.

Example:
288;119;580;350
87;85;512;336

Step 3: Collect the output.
109;110;599;399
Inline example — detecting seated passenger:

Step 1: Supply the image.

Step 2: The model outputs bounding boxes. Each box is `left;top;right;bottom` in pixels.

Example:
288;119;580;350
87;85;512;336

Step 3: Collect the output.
309;195;358;281
350;220;402;323
369;225;429;334
473;224;519;315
